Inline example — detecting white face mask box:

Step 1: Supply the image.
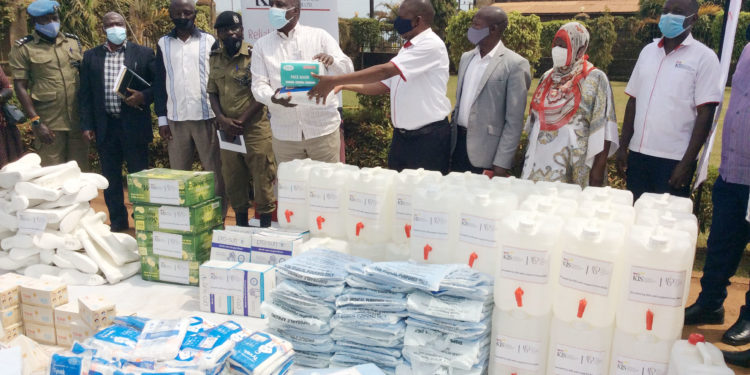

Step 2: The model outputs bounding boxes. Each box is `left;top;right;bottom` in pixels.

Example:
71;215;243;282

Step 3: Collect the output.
0;273;33;310
21;304;54;326
251;232;304;265
226;226;311;241
199;260;245;316
1;305;21;328
54;302;79;328
25;322;56;345
211;230;253;263
234;263;276;319
1;322;23;342
280;61;323;87
78;296;116;331
20;280;68;308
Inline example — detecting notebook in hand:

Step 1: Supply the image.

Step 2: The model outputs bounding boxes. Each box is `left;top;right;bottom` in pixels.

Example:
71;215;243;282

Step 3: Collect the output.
114;65;150;99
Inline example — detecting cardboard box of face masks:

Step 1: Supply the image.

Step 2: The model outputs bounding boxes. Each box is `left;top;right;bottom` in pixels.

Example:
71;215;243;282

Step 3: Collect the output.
280;61;323;87
127;168;215;206
210;230;253;263
133;197;223;234
251;231;305;265
199;260;276;318
138;227;218;261
141;255;201;286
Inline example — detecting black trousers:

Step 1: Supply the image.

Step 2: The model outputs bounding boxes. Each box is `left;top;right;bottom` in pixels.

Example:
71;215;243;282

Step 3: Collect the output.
626;151;696;201
99;115;149;228
450;126;484;174
388;118;451;175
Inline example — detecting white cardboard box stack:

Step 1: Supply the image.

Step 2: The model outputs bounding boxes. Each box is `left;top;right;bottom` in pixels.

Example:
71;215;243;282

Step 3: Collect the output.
0;273;29;343
199;260;276;318
210;226;309;265
20;278;68;345
54;296;115;347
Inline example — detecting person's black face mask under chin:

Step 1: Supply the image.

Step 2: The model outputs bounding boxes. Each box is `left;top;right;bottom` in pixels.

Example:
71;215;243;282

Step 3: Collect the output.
173;18;194;30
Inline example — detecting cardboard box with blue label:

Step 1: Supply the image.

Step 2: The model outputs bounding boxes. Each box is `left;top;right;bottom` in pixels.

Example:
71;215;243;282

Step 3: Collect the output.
198;260;276;318
251;232;305;266
280;61;323;87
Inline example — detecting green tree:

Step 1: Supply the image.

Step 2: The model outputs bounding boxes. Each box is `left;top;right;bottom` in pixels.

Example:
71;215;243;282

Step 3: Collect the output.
444;8;476;67
431;0;459;39
504;11;542;71
584;14;618;72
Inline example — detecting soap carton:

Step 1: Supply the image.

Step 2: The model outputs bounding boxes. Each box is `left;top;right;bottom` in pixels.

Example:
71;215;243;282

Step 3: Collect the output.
54;302;79;328
210;230;253;263
70;321;95;342
25;322;56;345
1;305;21;327
141;255;201;286
199;260;244;315
234;263;276;318
1;322;22;342
21;304;54;326
78;296;116;331
251;231;304;265
280;61;323;87
55;326;73;348
137;227;217;261
133;197;223;234
127;168;215;206
20;279;67;308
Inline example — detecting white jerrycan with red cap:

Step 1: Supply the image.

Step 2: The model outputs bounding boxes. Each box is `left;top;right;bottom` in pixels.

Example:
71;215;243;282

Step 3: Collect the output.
667;334;733;375
547;299;614;375
277;159;318;230
344;167;398;244
410;182;461;264
391;169;441;244
609;310;674;375
306;163;358;239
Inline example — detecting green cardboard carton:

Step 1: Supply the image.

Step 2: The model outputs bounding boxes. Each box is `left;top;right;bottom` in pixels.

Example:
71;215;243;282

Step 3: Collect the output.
136;225;221;261
140;255;201;286
133;197;223;234
127;168;215;206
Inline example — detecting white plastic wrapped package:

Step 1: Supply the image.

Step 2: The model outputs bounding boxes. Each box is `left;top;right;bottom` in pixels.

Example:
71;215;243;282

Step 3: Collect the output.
293;350;334;368
114;316;151;332
331;321;406;348
330;352;399;374
270;283;336;319
336;289;407;312
402;325;484;350
344;263;413;293
363;262;461;292
169;321;244;375
262;301;332;334
85;325;140;353
49;352;92;375
267;327;335;353
331;308;407;326
133;318;189;361
406;292;491;323
404;315;490;337
293;363;387;375
275;277;344;303
335;340;403;359
396;361;484;375
227;331;294;375
275;249;369;286
332;347;404;369
433;268;494;301
402;339;489;371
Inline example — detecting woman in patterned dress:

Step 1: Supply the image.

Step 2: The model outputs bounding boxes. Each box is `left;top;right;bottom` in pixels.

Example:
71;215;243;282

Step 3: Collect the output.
0;66;24;168
522;22;619;187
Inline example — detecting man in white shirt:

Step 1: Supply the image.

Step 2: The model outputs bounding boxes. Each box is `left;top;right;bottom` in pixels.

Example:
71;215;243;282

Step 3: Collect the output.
155;0;224;201
250;0;353;163
307;0;453;174
451;6;530;177
617;0;722;200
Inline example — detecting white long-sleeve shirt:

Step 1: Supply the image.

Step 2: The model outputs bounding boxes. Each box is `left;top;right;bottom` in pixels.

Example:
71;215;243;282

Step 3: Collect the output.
251;23;353;141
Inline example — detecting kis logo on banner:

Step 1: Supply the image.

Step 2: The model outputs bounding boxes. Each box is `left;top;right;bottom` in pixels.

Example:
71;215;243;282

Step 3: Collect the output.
256;0;269;5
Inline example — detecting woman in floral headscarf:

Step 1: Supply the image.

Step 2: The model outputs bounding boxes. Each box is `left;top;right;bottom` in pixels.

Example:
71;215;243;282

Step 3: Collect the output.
521;22;619;187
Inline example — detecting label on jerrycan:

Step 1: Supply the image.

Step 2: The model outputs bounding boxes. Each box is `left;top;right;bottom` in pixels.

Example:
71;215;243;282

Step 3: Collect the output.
628;266;686;307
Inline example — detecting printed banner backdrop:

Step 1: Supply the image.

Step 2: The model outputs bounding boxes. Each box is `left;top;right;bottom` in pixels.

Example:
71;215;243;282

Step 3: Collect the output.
694;0;743;190
239;0;339;44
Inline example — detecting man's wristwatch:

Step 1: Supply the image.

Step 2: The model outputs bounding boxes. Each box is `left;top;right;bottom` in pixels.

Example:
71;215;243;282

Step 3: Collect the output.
30;116;41;127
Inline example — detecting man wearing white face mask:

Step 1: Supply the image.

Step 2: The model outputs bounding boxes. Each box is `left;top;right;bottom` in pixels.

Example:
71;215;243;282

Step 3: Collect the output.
251;0;353;163
79;12;158;232
618;0;722;201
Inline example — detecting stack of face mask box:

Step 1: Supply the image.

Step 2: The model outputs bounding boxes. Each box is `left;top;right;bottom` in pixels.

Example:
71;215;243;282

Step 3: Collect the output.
198;260;276;318
263;248;369;368
210;226;309;266
54;295;116;347
128;168;223;286
0;273;29;343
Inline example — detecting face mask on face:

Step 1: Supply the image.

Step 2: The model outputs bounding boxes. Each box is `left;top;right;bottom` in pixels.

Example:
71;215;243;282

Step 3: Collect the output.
393;16;414;36
172;17;194;31
551;46;569;68
467;27;490;45
35;22;60;39
106;26;127;45
659;13;693;39
223;36;242;56
269;7;293;30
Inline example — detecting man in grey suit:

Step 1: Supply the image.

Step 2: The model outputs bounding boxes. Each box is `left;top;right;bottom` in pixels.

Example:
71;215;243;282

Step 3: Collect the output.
451;6;531;177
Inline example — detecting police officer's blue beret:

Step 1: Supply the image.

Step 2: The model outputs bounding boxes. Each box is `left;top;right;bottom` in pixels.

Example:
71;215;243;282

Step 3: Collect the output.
27;0;60;17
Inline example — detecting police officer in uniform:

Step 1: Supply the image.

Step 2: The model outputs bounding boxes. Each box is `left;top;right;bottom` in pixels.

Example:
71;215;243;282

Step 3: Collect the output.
208;11;276;227
9;0;88;169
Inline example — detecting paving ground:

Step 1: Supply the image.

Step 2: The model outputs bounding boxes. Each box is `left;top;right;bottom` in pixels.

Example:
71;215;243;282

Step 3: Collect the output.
94;191;750;373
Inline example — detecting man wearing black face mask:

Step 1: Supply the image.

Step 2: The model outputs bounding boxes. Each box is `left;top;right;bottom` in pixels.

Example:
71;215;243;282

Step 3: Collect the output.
154;0;226;214
307;0;452;174
208;12;276;228
450;6;530;177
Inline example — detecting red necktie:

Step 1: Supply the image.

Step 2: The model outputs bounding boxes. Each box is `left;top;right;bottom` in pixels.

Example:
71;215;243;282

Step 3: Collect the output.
404;41;412;48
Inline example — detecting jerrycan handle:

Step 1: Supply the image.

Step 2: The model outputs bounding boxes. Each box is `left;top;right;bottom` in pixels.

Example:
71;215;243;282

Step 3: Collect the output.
284;210;293;223
696;342;714;366
405;224;412;238
468;252;478;268
356;222;364;236
423;244;433;260
316;216;325;230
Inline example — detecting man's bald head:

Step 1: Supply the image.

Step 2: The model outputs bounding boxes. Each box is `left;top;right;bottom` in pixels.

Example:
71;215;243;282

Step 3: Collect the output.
663;0;699;16
476;6;508;34
170;0;196;11
103;12;124;24
401;0;435;25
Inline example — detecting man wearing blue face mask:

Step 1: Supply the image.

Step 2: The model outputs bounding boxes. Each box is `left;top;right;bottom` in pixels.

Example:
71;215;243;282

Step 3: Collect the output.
78;12;158;232
307;0;452;174
450;6;530;177
617;0;722;201
9;0;88;169
250;0;353;164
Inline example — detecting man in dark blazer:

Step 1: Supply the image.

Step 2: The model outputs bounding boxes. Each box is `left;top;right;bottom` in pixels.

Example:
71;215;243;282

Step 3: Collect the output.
79;11;156;232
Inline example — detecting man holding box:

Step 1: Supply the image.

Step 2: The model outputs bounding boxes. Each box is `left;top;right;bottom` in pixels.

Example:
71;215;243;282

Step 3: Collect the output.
250;0;353;163
209;11;276;228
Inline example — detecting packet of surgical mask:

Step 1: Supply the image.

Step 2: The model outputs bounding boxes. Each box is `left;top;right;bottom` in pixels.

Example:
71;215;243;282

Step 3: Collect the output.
275;277;344;303
331;322;405;348
331;307;406;326
270;283;335;318
114;316;151;332
405;315;490;337
402;340;489;371
133;318;189;361
49;352;93;375
170;321;244;374
406;292;491;323
86;325;140;352
227;331;294;375
293;363;387;375
434;268;494;301
336;288;407;312
332;347;403;368
262;301;331;334
364;262;461;292
276;249;369;286
294;350;333;368
335;340;403;358
267;327;335;353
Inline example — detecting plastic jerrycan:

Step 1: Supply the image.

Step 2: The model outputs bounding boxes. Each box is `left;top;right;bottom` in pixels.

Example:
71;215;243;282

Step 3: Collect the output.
491;290;551;375
580;186;634;206
667;334;734;375
277;159;317;230
520;195;579;218
307;163;357;239
634;193;694;215
609;311;673;375
636;208;699;249
577;201;636;231
455;190;518;274
410;182;461;264
392;169;441;244
547;299;614;375
492;177;536;202
533;181;582;200
495;211;564;315
345;167;397;244
617;225;695;340
552;218;625;327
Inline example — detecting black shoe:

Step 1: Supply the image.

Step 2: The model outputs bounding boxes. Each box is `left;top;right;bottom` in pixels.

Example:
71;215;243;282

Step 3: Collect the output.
723;318;750;346
235;211;249;227
685;303;725;325
260;213;272;228
723;349;750;368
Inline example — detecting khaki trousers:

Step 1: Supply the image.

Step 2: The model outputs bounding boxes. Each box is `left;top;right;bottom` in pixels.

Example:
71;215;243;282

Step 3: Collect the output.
36;129;90;171
271;129;341;164
221;133;277;215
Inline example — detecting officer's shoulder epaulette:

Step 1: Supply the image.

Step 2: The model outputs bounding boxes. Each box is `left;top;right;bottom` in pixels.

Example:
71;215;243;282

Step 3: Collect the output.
14;35;33;47
64;33;79;40
247;45;253;55
210;40;221;54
